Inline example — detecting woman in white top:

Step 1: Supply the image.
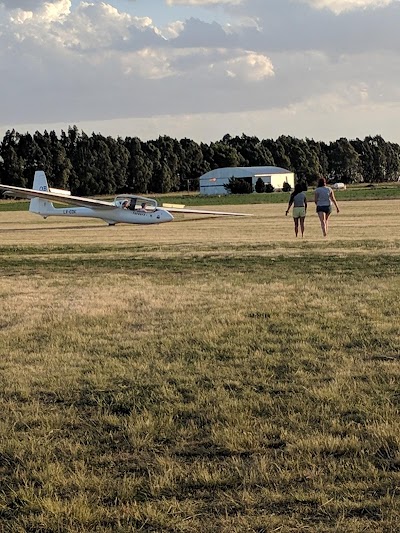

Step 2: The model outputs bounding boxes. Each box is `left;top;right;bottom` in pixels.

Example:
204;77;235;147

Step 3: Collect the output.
314;177;340;237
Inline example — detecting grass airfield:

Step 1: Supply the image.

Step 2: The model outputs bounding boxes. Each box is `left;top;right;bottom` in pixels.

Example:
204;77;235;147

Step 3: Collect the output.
1;199;400;246
0;199;399;532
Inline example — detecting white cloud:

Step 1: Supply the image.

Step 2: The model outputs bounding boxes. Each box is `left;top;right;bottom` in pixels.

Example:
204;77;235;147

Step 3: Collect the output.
171;17;236;47
220;51;274;80
0;0;400;143
161;20;185;39
122;48;174;79
36;0;70;22
304;0;394;15
6;0;70;23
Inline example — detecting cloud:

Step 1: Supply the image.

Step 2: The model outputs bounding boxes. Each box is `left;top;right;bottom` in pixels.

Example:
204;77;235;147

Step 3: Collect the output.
0;0;71;23
170;17;238;47
227;0;400;56
161;20;185;39
219;51;274;80
121;48;174;79
0;0;400;143
304;0;394;15
0;0;54;9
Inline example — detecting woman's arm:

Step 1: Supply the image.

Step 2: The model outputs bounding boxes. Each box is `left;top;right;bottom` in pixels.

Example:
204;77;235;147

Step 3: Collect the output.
285;197;294;215
330;190;340;213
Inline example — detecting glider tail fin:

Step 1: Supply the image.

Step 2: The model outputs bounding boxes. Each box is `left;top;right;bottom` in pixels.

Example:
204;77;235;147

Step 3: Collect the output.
32;170;49;192
29;170;56;216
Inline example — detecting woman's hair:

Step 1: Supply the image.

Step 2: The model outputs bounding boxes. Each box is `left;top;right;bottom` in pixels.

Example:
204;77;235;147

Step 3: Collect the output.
290;182;303;202
317;177;327;187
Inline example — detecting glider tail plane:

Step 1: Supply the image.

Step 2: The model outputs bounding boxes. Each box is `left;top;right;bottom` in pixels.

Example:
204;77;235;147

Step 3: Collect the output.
29;170;56;216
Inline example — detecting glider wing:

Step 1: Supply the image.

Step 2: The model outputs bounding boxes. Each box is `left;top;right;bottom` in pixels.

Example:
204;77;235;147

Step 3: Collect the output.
164;206;252;217
0;184;116;210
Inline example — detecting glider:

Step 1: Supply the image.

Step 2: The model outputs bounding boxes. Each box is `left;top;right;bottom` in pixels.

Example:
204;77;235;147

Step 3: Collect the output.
0;171;251;226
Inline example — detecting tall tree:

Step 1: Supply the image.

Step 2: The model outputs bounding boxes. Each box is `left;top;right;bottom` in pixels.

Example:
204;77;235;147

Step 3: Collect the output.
223;134;275;167
143;142;163;193
17;133;45;186
124;137;153;193
60;126;83;193
351;136;388;183
327;138;361;183
106;136;129;192
88;134;116;194
207;141;245;169
0;130;25;186
385;142;400;181
152;136;182;192
178;138;208;190
261;138;290;170
48;130;72;189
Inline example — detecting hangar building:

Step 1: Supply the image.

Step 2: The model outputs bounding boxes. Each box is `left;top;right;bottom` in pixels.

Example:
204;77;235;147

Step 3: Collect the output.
199;166;295;195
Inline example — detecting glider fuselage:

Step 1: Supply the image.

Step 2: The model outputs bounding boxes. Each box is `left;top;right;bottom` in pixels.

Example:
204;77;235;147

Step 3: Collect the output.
31;201;173;225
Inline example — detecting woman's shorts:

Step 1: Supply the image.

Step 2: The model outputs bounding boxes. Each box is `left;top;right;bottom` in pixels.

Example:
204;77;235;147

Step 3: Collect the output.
292;207;306;218
316;205;332;214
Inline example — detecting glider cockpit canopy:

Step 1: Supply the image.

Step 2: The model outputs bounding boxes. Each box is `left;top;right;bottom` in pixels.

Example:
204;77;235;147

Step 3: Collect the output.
114;195;157;211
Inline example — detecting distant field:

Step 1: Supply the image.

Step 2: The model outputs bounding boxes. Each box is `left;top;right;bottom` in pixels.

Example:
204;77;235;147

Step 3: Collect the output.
156;182;400;206
2;182;400;211
0;201;399;532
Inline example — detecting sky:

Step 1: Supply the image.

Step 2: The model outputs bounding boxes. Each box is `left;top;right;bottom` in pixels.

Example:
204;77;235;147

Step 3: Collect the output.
1;0;400;144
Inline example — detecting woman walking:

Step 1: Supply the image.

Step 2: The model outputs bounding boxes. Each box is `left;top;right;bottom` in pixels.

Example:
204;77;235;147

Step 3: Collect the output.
285;183;307;237
314;177;340;237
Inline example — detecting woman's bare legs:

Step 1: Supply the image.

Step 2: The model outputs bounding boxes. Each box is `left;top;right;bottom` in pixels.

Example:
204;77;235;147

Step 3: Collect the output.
299;216;305;237
294;217;299;237
325;213;330;234
318;212;327;236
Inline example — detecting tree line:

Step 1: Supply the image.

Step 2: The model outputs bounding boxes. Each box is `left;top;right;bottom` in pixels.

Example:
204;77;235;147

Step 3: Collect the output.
0;127;399;196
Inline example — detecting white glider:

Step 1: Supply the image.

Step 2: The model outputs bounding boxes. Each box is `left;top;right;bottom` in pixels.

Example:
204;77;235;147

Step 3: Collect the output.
0;171;251;226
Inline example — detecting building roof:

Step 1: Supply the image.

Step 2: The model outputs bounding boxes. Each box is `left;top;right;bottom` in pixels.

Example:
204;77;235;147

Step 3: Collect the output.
200;166;292;180
236;166;291;175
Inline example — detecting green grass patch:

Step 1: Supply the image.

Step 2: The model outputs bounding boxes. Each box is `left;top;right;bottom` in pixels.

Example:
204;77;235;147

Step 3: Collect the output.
0;236;399;531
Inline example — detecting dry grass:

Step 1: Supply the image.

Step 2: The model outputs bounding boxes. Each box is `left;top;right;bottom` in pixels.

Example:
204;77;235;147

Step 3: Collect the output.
0;199;399;532
0;199;399;247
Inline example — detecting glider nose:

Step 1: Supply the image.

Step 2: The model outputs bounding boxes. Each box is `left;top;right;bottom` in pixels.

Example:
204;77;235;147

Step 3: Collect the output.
157;208;174;223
